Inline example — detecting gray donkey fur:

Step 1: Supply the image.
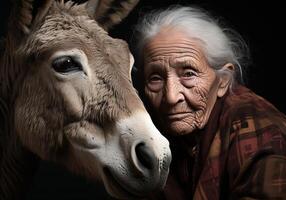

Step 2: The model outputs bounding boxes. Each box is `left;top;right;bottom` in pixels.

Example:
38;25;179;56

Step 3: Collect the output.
0;0;171;199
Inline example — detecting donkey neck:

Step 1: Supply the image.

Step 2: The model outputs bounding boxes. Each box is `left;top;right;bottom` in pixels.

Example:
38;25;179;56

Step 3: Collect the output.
0;36;40;199
0;134;39;200
0;96;40;200
0;34;25;100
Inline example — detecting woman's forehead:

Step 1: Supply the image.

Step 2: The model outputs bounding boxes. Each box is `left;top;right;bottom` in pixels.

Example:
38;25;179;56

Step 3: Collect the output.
143;29;204;60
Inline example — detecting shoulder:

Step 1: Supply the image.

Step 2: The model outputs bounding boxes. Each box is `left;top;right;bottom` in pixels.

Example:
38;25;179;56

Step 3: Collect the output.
221;85;286;137
220;85;286;181
222;85;285;121
222;85;286;156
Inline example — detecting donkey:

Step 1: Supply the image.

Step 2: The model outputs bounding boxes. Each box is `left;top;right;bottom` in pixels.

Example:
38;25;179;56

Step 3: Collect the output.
0;0;172;199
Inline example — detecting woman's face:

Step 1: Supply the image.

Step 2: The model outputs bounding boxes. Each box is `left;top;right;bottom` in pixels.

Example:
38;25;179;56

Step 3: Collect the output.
143;29;228;136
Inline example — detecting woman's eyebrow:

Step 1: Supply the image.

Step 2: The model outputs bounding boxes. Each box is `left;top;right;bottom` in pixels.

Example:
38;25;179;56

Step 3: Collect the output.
171;59;198;71
144;62;168;75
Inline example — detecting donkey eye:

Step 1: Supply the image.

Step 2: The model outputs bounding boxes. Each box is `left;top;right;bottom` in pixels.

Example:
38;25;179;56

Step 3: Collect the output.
52;56;82;73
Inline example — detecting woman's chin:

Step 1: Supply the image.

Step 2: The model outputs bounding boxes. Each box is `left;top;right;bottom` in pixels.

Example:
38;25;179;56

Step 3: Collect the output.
165;121;197;136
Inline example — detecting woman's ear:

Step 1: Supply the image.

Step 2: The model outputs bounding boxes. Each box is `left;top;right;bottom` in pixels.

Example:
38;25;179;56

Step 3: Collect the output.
217;63;235;97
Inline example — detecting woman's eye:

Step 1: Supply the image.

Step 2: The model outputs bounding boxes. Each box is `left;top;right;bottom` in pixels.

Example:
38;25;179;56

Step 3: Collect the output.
182;70;196;78
146;74;163;92
149;74;163;82
52;56;82;73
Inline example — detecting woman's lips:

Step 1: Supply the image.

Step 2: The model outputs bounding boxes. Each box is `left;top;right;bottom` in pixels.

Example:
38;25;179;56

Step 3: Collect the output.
164;112;192;120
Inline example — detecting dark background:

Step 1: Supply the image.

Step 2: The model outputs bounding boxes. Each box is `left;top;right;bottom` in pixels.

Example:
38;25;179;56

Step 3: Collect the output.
0;0;284;199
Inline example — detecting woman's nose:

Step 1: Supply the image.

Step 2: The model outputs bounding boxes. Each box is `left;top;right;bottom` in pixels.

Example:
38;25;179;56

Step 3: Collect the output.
163;78;184;105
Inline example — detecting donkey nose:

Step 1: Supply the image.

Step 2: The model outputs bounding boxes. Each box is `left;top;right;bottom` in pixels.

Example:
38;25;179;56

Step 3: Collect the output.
136;142;156;169
131;142;157;175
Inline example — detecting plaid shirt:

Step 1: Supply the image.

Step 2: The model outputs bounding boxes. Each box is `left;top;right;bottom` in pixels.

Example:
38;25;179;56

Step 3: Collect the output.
150;85;286;200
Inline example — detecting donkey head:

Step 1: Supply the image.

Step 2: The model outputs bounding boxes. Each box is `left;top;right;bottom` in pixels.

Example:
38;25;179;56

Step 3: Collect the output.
5;0;171;198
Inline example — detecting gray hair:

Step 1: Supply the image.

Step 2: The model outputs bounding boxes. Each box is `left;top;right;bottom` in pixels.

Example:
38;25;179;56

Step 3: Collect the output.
133;5;250;89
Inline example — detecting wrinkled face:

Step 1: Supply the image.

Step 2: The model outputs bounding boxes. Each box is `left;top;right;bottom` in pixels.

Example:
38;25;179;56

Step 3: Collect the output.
144;28;226;136
13;6;171;199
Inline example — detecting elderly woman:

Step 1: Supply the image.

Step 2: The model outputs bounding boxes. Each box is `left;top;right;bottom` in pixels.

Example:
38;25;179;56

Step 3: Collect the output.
132;5;286;200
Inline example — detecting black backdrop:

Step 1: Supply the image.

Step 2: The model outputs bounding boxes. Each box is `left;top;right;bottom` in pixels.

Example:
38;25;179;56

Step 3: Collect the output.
0;0;284;199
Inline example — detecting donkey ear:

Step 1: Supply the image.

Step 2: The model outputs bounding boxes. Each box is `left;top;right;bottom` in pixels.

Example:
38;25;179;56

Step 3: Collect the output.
86;0;139;30
32;0;54;27
9;0;35;35
8;0;54;36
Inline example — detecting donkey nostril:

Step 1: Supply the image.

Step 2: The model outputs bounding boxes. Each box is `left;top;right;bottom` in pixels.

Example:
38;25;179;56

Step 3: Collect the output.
135;142;155;170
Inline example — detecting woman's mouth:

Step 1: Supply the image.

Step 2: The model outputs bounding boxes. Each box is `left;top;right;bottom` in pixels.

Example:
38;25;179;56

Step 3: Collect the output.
165;112;192;120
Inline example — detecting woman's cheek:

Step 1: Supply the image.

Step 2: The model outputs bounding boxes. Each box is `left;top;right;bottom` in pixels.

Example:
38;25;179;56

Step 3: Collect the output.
145;88;162;109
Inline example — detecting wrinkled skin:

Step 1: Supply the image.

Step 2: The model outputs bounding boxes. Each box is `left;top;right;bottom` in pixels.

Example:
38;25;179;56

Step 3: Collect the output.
143;28;232;136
